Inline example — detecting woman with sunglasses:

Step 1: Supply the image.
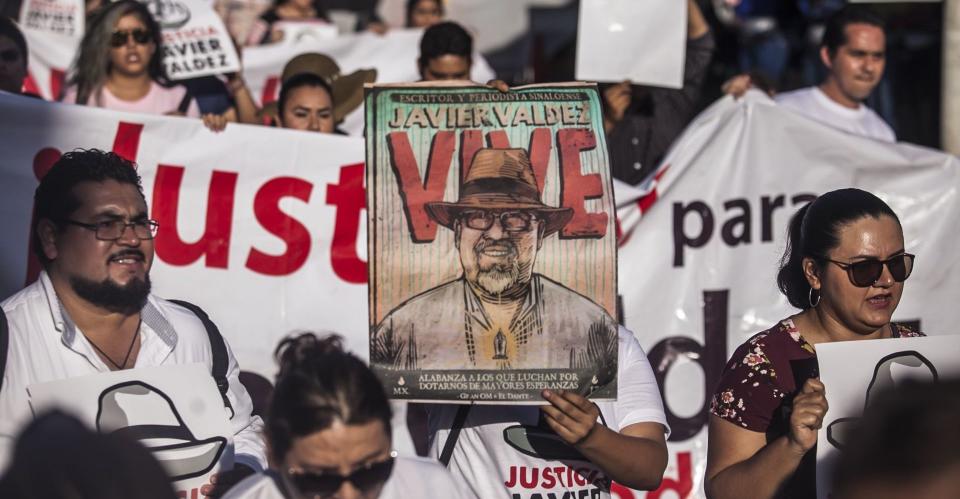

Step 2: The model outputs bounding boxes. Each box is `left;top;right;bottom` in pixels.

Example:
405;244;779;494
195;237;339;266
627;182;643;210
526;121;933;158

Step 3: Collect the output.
223;333;471;499
63;1;230;131
705;188;921;499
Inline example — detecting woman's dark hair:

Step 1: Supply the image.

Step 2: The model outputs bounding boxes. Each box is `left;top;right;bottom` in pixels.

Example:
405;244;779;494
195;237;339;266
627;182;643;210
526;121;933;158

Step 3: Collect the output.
406;0;443;27
0;410;176;499
0;17;28;68
69;0;166;104
277;72;334;121
32;149;144;265
418;21;472;69
268;0;329;18
777;188;900;309
267;333;392;463
821;6;885;57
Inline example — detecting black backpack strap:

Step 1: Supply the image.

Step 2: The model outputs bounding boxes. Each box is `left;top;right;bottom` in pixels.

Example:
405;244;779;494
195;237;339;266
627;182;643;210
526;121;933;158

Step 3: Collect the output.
169;299;234;418
0;308;7;395
439;404;471;467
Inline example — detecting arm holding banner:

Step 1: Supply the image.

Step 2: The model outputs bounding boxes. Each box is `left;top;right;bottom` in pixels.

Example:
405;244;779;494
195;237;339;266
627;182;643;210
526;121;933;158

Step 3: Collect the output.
705;379;828;499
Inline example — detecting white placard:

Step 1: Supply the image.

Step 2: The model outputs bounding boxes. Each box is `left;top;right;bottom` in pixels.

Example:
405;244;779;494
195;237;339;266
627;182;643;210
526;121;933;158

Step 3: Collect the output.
814;335;960;499
18;0;84;38
575;0;686;88
27;363;235;497
145;0;242;79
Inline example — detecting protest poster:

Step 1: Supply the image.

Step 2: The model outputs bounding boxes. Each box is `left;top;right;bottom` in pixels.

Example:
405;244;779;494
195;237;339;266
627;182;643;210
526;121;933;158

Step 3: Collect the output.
27;364;235;497
364;82;619;403
575;0;686;88
141;0;242;79
18;0;84;38
814;335;960;499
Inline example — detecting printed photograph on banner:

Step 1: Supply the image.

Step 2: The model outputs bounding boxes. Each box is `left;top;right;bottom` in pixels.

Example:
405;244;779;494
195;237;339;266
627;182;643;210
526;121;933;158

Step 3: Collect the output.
27;364;235;498
365;82;618;403
143;0;241;79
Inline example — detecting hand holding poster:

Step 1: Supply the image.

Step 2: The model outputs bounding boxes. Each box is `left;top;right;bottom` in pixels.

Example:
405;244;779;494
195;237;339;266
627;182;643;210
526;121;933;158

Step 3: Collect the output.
365;82;618;403
814;335;960;499
27;364;235;497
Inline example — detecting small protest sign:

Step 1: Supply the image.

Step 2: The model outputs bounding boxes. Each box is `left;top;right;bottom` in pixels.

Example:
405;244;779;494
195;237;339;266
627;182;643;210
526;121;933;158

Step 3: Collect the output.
28;363;235;497
815;335;960;499
140;0;242;79
365;82;619;403
18;0;84;38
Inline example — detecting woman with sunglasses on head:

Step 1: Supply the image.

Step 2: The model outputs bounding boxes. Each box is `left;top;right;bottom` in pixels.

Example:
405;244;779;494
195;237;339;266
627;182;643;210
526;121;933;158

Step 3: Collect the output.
705;188;921;499
223;333;472;499
63;1;231;131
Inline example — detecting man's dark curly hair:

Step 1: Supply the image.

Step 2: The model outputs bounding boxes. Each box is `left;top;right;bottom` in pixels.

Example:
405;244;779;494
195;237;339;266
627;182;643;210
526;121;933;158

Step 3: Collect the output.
32;149;144;264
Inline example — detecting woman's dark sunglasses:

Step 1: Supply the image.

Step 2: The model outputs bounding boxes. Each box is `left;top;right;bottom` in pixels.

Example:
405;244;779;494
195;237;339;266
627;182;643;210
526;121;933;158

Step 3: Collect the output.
109;29;152;48
825;253;915;287
287;457;394;497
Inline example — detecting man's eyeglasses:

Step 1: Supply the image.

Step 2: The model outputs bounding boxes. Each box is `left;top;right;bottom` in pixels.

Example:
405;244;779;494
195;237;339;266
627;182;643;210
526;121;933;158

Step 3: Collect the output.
824;253;915;287
286;456;395;497
61;219;160;241
460;210;536;232
109;29;152;48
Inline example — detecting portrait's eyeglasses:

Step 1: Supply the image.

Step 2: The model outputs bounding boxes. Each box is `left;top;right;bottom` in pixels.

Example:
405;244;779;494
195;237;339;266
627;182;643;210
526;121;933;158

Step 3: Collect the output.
0;49;21;62
824;253;915;287
287;456;395;497
460;210;536;232
61;218;160;241
109;29;152;48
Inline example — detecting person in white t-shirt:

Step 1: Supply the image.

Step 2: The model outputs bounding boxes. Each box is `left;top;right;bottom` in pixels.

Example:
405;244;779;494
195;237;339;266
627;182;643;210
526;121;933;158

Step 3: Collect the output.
416;326;669;499
223;333;471;499
725;6;894;143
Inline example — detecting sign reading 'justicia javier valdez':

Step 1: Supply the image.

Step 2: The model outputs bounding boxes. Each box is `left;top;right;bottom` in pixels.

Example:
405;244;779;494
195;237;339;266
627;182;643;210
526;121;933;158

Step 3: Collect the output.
365;82;618;403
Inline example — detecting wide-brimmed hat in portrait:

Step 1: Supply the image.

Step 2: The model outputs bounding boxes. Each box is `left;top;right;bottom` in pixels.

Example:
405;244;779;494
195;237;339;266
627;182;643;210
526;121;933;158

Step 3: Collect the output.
425;148;573;237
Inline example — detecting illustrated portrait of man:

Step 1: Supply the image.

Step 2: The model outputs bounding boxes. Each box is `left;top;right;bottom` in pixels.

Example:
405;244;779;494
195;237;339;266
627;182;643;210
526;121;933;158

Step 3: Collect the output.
371;148;617;372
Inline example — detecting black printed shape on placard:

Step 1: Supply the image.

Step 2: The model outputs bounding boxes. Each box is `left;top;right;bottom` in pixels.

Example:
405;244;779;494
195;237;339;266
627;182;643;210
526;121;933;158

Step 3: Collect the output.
96;380;226;481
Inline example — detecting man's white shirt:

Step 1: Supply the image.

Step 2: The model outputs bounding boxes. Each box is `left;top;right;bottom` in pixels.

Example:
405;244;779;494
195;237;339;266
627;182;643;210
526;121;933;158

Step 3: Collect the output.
426;326;669;499
0;271;267;471
776;86;896;143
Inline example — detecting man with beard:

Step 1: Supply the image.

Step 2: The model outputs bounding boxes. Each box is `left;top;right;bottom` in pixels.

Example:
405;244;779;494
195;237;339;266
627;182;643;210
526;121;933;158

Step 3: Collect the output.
371;148;618;371
0;150;265;493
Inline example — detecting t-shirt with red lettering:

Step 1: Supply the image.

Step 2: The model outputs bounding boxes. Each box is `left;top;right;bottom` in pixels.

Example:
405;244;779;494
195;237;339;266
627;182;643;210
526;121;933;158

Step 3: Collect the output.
61;81;200;117
426;326;669;499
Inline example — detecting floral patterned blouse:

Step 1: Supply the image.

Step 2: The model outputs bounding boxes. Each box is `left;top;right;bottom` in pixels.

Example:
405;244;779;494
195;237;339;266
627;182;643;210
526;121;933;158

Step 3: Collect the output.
711;319;923;432
709;319;924;498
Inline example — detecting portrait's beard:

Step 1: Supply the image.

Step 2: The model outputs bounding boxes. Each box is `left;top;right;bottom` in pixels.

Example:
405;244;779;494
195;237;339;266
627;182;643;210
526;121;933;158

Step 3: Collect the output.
473;239;523;296
69;250;152;315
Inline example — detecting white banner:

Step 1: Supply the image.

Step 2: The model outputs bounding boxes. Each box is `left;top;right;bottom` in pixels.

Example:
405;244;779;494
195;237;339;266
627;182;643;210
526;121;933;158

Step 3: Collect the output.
241;29;496;135
28;363;235;497
814;335;960;499
612;91;960;498
2;90;959;498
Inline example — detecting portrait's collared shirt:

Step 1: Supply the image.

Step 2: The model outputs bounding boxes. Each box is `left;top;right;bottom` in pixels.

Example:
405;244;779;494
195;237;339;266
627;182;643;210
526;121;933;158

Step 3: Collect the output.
0;271;267;472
